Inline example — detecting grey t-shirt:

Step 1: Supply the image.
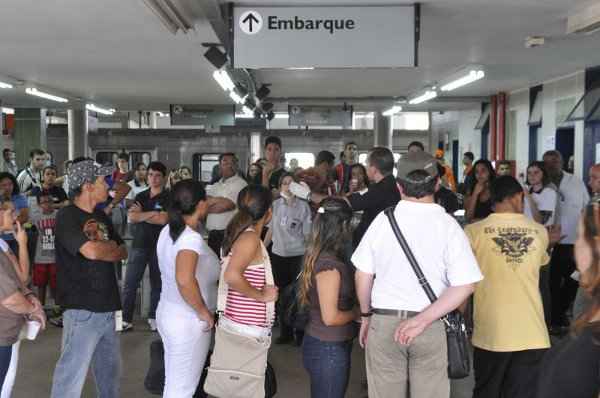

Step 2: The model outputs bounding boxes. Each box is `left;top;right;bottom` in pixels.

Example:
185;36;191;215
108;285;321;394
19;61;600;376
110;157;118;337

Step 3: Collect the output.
305;255;358;342
33;211;57;264
270;197;312;257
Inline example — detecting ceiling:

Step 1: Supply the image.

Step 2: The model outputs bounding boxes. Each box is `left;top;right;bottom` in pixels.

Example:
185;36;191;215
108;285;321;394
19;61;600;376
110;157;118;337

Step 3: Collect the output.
0;0;599;112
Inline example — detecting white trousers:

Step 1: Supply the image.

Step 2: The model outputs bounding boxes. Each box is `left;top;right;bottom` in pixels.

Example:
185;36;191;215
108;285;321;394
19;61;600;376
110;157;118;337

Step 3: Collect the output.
157;302;212;398
1;341;20;398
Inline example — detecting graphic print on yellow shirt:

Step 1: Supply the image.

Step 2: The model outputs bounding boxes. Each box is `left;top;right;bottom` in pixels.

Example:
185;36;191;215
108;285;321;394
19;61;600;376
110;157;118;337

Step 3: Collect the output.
465;214;551;352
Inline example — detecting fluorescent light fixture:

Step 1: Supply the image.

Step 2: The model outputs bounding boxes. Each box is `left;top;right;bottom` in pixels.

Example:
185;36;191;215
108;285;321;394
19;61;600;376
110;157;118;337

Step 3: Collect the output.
0;81;13;89
156;111;169;117
86;104;116;115
355;112;374;119
242;106;253;115
235;112;254;119
286;67;315;70
25;87;69;103
408;90;437;105
440;69;485;92
274;113;289;119
143;0;193;35
229;91;244;104
1;107;14;114
382;106;403;117
212;70;235;91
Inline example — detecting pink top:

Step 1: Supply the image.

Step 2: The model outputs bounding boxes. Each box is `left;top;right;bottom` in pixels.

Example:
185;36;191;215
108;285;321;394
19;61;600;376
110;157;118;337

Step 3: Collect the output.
224;264;267;327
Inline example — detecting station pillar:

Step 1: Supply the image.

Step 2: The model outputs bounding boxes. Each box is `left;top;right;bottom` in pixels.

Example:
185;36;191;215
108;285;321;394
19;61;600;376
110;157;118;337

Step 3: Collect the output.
374;112;393;149
14;108;47;167
68;108;89;160
249;131;262;163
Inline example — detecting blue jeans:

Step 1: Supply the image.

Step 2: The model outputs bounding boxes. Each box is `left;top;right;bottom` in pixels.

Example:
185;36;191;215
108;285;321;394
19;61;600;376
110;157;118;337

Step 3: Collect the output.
302;334;352;398
51;310;121;398
122;247;161;322
0;345;12;392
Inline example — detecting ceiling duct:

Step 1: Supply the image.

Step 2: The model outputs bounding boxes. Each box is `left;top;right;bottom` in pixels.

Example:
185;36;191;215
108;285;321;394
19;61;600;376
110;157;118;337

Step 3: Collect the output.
567;2;600;34
143;0;194;34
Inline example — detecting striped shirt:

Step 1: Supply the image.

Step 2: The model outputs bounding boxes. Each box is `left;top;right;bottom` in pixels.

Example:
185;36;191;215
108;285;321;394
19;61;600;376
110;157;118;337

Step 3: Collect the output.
224;264;267;327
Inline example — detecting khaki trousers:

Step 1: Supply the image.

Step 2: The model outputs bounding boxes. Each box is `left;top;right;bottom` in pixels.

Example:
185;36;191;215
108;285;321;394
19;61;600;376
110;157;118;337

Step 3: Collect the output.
365;314;449;398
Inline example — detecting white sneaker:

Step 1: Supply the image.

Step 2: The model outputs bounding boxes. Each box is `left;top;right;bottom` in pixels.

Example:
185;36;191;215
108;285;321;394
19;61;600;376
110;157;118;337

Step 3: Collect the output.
148;318;157;331
121;321;133;332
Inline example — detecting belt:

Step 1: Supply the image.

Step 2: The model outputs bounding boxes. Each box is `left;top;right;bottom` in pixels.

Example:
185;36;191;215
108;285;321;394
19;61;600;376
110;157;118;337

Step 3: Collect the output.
371;308;420;319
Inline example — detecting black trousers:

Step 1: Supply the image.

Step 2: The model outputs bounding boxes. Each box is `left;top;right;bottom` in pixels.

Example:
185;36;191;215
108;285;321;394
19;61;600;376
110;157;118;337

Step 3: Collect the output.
270;253;303;338
473;347;547;398
207;230;225;259
549;244;578;326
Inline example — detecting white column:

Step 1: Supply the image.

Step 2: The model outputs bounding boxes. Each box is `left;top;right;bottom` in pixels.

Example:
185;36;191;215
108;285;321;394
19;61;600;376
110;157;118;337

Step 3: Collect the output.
374;112;393;149
250;131;262;162
68;109;89;159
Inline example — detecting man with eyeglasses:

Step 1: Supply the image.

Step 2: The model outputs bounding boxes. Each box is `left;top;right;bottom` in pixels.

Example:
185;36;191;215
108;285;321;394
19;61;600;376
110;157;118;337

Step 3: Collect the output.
542;150;589;333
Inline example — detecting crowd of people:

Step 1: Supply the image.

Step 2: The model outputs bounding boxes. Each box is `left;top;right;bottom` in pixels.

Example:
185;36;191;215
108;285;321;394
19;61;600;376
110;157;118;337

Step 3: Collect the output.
0;136;598;398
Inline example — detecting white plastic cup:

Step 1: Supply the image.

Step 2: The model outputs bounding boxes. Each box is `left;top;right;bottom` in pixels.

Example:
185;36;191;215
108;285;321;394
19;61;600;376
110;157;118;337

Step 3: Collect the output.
24;320;41;340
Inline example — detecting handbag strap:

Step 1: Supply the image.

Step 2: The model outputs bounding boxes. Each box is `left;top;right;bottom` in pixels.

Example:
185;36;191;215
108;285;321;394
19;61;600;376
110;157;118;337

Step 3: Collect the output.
384;207;438;304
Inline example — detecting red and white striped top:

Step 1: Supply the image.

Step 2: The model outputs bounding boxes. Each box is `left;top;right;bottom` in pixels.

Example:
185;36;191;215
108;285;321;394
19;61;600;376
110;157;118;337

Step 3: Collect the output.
224;264;267;327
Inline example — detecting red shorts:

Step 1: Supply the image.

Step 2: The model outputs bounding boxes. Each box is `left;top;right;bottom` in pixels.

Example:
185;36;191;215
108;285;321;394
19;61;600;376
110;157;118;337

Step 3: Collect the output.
33;263;57;289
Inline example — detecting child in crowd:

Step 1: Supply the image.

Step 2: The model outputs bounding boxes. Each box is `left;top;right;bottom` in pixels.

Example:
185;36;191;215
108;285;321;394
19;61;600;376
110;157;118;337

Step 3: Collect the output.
30;193;60;325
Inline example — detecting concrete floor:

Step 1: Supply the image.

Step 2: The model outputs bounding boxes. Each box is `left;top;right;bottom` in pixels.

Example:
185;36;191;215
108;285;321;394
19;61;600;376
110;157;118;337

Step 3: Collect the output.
12;322;475;398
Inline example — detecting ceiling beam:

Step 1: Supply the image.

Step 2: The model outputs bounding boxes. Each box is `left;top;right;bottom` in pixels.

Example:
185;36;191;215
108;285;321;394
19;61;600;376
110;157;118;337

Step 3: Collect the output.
198;0;230;48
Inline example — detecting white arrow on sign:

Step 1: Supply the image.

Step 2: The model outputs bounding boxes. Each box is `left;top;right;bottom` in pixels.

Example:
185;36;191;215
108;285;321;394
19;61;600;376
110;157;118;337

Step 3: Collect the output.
239;11;263;35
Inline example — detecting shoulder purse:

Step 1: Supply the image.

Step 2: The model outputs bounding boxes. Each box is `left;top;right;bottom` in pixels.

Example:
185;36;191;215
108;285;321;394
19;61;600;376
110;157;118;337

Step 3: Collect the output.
384;207;470;379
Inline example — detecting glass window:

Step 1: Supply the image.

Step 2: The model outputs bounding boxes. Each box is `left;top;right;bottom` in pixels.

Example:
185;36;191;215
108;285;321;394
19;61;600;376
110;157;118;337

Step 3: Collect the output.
285;153;315;170
129;152;151;168
95;152;117;166
393;112;429;130
528;90;543;126
565;87;600;122
475;104;490;130
195;153;220;183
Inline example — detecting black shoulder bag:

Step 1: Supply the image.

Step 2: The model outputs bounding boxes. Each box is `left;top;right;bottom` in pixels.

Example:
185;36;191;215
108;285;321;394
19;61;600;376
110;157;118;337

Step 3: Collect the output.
384;207;470;379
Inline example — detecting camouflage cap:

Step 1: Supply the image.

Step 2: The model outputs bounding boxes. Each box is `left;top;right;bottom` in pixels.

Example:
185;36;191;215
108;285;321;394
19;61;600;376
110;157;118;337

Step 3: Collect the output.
67;159;114;189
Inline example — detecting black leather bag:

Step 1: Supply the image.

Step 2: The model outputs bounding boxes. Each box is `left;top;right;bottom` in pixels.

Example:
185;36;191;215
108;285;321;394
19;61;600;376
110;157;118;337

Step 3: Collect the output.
384;208;470;379
281;275;309;332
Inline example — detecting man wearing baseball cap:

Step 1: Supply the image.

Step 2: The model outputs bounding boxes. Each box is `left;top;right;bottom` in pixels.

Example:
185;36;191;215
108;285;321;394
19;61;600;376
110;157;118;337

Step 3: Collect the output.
51;158;128;398
352;151;482;398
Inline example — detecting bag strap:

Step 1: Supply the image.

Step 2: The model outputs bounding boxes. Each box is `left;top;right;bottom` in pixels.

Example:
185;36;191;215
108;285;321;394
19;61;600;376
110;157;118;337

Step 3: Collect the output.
384;207;438;304
259;240;276;325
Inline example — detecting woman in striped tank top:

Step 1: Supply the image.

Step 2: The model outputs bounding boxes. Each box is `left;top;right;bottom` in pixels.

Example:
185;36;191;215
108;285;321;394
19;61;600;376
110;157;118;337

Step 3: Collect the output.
221;185;279;332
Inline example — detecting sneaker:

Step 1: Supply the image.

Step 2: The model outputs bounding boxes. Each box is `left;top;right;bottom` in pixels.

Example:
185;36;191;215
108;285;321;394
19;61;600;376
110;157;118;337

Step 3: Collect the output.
121;321;133;332
49;316;63;328
148;318;157;332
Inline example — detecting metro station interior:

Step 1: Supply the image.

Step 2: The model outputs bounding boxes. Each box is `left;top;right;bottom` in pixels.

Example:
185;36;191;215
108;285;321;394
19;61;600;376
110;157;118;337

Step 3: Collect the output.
1;1;600;397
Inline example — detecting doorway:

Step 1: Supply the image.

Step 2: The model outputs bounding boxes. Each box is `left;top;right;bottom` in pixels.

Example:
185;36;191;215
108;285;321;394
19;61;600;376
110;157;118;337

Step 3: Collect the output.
555;127;574;172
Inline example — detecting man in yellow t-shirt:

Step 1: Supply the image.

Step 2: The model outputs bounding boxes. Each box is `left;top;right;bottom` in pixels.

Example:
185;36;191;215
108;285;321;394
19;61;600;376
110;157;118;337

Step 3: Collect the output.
465;176;558;398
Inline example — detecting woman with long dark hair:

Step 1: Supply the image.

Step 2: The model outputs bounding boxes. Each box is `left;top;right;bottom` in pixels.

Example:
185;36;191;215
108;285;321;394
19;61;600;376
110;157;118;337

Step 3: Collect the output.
221;185;278;329
537;201;600;398
125;162;148;206
464;159;496;222
156;180;220;397
524;161;559;226
246;163;263;186
300;198;359;398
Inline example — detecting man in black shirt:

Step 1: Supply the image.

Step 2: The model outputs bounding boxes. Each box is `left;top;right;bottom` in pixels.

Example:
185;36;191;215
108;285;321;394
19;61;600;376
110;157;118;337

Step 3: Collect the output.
291;147;401;248
50;158;127;398
262;136;286;196
122;161;169;332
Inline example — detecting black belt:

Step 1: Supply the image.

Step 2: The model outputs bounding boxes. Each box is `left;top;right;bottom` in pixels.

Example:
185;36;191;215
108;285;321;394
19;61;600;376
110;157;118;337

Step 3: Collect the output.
371;308;420;318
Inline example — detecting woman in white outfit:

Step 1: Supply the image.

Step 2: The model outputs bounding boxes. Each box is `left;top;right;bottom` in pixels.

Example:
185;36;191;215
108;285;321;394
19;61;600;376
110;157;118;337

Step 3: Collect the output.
156;179;220;398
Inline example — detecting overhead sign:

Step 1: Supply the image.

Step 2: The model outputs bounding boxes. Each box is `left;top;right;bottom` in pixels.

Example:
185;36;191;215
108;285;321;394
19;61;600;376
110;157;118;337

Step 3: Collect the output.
170;105;234;127
288;105;353;127
233;6;417;68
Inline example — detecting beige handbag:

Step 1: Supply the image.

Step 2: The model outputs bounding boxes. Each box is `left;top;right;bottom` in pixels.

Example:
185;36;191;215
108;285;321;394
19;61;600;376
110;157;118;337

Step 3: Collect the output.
204;234;275;398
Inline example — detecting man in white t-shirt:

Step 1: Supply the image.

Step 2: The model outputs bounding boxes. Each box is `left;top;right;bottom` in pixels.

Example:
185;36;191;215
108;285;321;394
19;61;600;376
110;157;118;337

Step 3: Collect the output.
352;151;483;398
543;150;589;331
206;153;247;257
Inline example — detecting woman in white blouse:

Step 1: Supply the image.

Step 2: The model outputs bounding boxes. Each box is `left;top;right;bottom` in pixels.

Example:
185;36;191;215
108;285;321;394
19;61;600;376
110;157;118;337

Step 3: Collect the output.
156;179;220;397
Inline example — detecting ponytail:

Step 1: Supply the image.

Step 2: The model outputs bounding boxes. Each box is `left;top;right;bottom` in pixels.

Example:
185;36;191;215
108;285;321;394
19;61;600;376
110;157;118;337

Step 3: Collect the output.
168;206;186;242
222;185;272;256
